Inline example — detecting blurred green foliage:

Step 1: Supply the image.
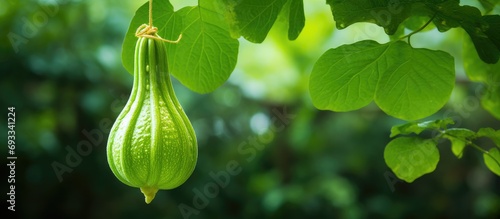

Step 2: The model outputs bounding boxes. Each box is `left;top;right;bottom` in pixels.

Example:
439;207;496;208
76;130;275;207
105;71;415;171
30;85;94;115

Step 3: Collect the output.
1;0;499;219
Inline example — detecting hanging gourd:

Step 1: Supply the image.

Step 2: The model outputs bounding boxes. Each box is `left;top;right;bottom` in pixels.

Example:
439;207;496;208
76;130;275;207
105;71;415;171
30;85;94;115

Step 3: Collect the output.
107;1;197;204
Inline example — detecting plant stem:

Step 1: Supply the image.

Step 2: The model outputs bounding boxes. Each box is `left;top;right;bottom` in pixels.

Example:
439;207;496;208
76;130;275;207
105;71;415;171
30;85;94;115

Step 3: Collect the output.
149;0;153;27
443;132;500;168
470;142;500;168
400;13;437;47
134;0;182;44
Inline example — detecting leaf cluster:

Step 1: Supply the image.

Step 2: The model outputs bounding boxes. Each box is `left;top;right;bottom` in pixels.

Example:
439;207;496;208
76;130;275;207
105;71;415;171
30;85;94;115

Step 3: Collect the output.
386;119;500;182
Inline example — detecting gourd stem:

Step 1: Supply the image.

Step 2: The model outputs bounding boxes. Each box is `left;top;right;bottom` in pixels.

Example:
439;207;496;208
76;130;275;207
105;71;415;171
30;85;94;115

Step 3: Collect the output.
149;0;153;28
134;0;182;44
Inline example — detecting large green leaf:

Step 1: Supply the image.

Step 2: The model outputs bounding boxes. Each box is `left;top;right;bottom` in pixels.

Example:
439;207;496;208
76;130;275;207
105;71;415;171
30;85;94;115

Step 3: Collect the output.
166;2;239;93
309;40;391;112
309;40;454;121
483;148;500;176
384;137;440;182
122;0;239;93
374;43;455;120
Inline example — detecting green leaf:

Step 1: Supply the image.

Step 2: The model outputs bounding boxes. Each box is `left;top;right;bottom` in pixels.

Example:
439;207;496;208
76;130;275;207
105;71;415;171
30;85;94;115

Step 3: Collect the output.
325;0;417;35
483;148;500;176
477;128;500;148
431;1;473;31
384;137;440;182
431;2;500;63
309;40;390;112
445;128;477;139
450;139;466;159
479;0;500;13
166;2;239;93
122;0;239;93
443;128;477;159
374;43;455;120
310;41;455;121
223;0;287;43
287;0;305;40
463;16;500;64
390;118;455;137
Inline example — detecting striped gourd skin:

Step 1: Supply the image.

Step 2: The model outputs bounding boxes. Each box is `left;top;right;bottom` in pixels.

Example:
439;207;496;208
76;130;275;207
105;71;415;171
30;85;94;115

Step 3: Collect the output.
107;37;197;203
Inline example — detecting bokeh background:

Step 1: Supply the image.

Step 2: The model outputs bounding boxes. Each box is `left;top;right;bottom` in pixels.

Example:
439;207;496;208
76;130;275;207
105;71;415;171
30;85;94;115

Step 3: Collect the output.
1;0;499;218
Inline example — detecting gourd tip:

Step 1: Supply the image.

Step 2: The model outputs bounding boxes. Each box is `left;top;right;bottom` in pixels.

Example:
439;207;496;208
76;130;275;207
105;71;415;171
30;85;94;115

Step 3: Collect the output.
140;187;159;204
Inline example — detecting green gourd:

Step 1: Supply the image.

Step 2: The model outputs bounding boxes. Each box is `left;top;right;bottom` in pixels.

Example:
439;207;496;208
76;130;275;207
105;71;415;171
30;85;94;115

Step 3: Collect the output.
107;36;198;204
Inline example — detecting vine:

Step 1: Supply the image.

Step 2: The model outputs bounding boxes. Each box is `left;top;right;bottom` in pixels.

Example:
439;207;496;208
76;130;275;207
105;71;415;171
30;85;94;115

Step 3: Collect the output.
399;13;437;47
